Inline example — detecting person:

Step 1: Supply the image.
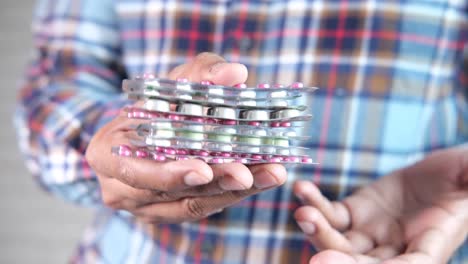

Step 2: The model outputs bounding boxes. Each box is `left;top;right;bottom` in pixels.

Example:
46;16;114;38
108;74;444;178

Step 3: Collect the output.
15;0;467;263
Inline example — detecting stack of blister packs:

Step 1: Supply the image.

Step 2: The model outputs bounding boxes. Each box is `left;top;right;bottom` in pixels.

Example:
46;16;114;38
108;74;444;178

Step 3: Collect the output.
112;75;318;165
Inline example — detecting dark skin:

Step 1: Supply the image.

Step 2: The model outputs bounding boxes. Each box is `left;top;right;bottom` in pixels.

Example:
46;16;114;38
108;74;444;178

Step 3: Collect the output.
294;146;468;264
86;52;287;223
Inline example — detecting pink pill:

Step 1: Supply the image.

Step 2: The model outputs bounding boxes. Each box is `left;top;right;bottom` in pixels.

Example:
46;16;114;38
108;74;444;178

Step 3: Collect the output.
200;80;213;85
280;122;291;127
234;83;247;89
271;122;281;127
177;77;189;83
210;158;224;164
251;154;262;160
146;112;157;119
288;156;301;163
235;158;248;163
164;148;176;155
154;154;167;161
268;157;282;163
247;121;261;126
199;150;209;157
154;146;163;152
191;150;209;156
168;114;181;120
273;84;284;88
176;149;188;155
222;120;237;125
135;149;149;158
290;82;304;89
302;157;313;163
118;145;132;157
190;117;205;123
205;118;216;124
221;152;232;157
257;83;270;89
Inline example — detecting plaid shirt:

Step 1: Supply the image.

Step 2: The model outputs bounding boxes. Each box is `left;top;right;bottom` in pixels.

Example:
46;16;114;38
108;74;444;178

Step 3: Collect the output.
15;0;467;263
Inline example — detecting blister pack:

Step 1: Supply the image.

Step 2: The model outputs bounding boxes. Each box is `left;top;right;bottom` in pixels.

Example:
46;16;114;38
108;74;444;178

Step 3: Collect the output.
113;76;318;165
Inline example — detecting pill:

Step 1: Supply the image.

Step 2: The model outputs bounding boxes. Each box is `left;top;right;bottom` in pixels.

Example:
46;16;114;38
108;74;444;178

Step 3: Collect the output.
222;120;237;125
210;158;225;164
135;149;149;158
234;83;247;89
262;146;276;153
270;109;301;119
176;149;189;155
208;87;224;104
153;154;167;162
236;84;256;106
176;78;192;99
290;82;304;89
274;138;289;147
239;110;270;120
164;148;176;155
146;138;172;147
143;99;171;112
268;157;282;163
200;80;213;85
208;106;237;119
176;103;204;116
251;154;263;160
270;99;288;107
209;127;236;142
247;121;261;126
118;145;132;157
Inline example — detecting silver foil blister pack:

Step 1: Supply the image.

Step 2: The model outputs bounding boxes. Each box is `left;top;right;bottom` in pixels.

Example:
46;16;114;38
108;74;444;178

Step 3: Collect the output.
113;76;318;165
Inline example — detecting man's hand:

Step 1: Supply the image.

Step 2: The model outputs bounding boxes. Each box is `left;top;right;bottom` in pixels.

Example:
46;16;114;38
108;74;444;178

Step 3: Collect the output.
294;147;468;264
86;52;287;223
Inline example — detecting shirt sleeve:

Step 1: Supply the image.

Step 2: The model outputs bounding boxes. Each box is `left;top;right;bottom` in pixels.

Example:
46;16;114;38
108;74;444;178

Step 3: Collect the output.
14;0;130;206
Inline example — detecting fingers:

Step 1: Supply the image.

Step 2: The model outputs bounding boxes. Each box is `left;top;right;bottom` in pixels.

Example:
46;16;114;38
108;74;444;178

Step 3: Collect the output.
211;163;254;190
295;206;353;253
133;164;287;223
344;230;375;254
380;253;433;264
309;250;357;264
167;52;248;86
250;164;288;189
113;157;215;191
310;250;384;264
99;176;228;209
294;180;351;231
367;245;400;260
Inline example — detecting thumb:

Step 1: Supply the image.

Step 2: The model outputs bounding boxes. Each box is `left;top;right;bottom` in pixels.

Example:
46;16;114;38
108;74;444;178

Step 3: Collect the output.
168;52;248;86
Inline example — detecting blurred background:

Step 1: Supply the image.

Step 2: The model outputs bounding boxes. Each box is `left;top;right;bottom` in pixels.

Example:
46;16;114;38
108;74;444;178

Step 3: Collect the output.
0;1;94;263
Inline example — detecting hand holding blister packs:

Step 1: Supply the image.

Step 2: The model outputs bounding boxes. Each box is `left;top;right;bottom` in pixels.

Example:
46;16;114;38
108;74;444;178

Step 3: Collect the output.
113;76;318;165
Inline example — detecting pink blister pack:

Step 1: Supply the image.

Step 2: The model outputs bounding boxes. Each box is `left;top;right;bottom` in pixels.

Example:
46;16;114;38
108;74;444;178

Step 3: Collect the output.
112;76;318;165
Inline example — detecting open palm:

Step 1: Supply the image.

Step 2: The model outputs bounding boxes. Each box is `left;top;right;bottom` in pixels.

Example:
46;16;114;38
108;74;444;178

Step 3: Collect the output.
294;147;468;264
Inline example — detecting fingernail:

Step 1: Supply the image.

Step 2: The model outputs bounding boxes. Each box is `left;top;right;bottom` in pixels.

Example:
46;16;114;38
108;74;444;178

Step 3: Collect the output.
218;177;248;191
209;62;227;75
295;193;306;203
184;172;210;186
253;171;278;189
297;221;316;235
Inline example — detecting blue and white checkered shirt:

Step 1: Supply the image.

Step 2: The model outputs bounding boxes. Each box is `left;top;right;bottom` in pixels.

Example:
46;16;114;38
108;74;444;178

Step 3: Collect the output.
15;0;467;263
